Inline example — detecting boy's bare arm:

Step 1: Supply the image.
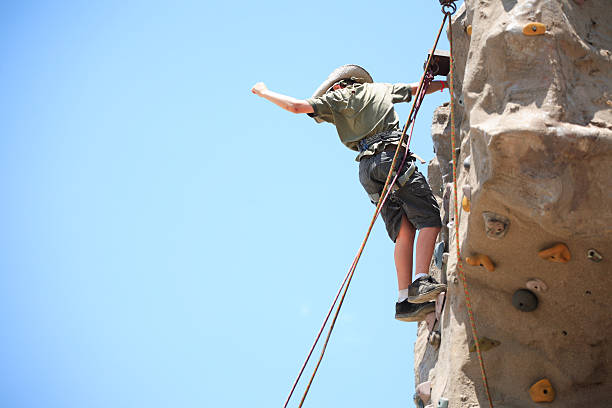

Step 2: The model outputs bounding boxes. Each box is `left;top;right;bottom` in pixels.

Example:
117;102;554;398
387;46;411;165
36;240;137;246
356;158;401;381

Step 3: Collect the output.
409;80;448;96
251;82;314;114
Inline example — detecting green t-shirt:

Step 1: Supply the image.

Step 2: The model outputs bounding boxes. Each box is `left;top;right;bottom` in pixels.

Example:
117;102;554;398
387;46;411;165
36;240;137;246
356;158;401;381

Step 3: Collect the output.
306;82;412;151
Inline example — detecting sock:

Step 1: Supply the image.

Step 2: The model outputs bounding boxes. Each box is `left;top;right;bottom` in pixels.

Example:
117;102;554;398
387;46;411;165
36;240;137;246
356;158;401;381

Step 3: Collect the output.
398;289;409;302
413;273;428;282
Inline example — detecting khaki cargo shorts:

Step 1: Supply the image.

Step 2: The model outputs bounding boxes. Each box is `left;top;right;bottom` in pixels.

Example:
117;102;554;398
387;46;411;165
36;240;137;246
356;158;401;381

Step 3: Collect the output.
358;145;442;242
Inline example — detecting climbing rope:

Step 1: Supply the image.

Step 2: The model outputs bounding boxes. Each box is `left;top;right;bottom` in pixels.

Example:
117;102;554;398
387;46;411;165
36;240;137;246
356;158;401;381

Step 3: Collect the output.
446;7;495;408
282;12;452;408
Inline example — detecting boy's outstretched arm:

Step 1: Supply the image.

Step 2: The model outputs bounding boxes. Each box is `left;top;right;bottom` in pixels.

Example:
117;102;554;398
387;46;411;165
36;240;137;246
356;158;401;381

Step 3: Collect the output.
409;80;448;96
251;82;314;114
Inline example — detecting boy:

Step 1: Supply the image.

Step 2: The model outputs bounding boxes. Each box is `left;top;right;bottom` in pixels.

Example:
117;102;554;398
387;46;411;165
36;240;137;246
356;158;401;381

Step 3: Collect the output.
252;65;446;322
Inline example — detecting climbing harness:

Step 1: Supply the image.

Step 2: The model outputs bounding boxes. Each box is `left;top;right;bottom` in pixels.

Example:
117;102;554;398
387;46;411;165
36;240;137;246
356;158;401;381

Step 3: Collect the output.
357;129;403;152
283;2;494;407
367;159;416;205
447;5;495;406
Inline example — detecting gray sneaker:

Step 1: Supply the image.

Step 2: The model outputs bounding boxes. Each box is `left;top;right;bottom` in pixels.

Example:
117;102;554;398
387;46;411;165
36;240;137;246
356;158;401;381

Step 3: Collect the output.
395;300;435;322
407;275;447;304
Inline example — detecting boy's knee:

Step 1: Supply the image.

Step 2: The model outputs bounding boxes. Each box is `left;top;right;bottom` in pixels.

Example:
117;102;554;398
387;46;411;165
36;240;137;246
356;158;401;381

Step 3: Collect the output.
398;217;416;235
420;225;441;237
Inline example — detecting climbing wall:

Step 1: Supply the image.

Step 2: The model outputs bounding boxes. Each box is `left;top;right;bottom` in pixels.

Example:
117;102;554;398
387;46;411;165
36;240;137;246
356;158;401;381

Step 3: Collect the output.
414;1;612;407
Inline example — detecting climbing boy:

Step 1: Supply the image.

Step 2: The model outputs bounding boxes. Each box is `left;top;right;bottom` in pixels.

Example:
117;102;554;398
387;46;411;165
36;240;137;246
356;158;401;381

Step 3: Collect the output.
252;65;447;322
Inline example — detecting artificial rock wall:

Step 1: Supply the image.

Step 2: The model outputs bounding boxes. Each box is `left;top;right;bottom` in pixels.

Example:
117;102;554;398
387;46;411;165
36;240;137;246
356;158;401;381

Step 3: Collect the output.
414;1;612;407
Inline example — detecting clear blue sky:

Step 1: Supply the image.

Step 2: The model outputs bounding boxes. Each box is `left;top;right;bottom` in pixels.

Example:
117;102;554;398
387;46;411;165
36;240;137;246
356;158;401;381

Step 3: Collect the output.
0;1;457;407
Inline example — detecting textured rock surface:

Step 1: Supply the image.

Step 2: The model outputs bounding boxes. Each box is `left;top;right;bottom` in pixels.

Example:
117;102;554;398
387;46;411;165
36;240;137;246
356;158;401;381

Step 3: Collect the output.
416;1;612;407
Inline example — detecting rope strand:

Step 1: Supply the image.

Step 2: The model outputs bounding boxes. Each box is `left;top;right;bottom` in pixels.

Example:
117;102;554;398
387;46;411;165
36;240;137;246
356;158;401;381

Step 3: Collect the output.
446;10;494;408
284;13;451;408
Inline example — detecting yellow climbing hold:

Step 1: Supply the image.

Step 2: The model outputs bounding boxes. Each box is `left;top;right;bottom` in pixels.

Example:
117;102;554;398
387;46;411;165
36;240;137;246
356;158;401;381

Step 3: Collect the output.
462;196;470;212
466;254;495;272
466;25;472;36
523;22;546;36
538;243;571;263
529;378;555;403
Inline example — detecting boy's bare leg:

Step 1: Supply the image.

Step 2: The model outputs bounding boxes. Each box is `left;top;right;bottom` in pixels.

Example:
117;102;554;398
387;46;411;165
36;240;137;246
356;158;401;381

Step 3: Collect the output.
414;226;441;275
395;216;416;290
405;224;445;304
394;219;442;321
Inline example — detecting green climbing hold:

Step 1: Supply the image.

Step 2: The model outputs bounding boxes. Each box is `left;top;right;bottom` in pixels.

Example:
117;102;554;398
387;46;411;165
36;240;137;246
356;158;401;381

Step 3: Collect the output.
434;241;445;268
512;289;538;312
414;393;425;408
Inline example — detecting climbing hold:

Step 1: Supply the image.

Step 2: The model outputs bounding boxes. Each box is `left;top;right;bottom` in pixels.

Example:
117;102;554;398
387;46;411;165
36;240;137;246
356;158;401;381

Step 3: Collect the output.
458;94;465;106
469;336;501;352
465;254;495;272
416;381;432;405
587;248;603;263
482;212;510;239
462;185;472;212
463;155;471;170
435;292;445;321
442;183;452;224
413;393;425;408
526;278;548;293
434;242;446;268
442;252;449;266
523;22;546;36
437;397;449;408
453;276;458;285
538;243;571;263
466;25;472;36
428;330;441;349
529;378;555;402
462;185;471;200
462;196;471;212
512;289;538;312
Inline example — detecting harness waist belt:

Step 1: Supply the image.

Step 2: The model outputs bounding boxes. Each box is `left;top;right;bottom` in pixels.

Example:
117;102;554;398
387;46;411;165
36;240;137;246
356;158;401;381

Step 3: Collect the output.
358;129;403;153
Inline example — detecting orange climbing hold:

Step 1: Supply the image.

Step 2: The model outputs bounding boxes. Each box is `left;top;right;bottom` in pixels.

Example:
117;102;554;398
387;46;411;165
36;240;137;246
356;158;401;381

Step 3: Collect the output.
466;25;472;36
462;196;471;212
466;254;495;272
529;378;555;402
523;22;546;36
538;243;571;263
